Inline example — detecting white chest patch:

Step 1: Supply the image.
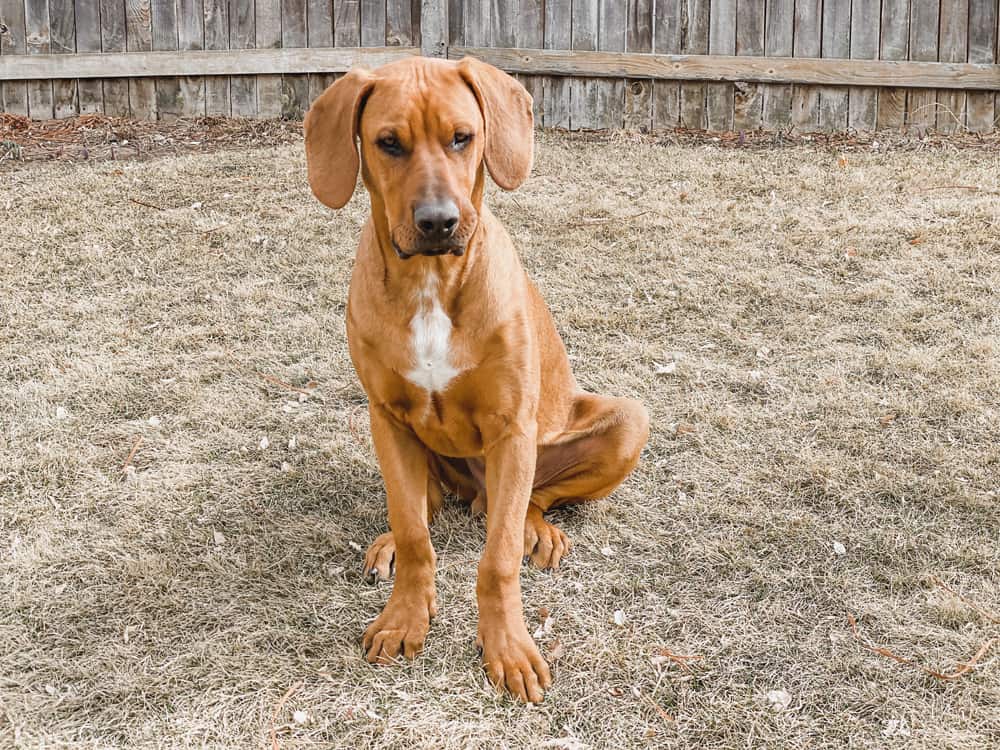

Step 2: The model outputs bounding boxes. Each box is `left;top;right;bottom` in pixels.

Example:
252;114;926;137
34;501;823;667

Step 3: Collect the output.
405;276;459;393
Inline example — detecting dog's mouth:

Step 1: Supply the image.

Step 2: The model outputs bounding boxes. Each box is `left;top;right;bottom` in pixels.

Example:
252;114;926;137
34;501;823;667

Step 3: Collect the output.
391;240;467;260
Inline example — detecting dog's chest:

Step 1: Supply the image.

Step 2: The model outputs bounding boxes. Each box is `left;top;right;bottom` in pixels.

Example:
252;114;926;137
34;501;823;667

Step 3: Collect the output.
404;276;459;393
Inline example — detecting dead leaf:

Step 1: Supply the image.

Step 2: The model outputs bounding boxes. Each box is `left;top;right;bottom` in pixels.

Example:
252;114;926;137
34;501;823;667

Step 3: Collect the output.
765;689;793;711
879;412;898;427
538;607;550;620
547;638;564;661
674;423;696;437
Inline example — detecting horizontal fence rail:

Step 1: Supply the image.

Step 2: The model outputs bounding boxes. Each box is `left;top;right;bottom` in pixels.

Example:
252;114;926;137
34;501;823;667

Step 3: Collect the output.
450;48;1000;91
1;0;998;132
0;47;418;79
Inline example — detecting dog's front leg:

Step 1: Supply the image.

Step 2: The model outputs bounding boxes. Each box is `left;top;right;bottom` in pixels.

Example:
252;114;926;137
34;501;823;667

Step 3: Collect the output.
362;405;437;664
476;425;552;703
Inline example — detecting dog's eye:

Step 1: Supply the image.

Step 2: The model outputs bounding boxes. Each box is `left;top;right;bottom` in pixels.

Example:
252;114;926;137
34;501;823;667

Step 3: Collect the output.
452;132;472;150
377;135;402;155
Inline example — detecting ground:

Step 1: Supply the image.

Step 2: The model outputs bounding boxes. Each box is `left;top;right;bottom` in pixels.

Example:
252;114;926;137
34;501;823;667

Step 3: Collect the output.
1;126;998;750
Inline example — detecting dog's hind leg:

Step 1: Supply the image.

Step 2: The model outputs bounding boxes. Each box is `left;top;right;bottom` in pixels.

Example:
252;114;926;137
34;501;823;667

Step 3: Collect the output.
523;394;649;570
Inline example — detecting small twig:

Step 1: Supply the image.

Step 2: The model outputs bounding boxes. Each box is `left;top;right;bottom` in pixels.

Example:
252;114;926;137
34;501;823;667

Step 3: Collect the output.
918;184;1000;195
200;223;231;235
931;576;1000;625
121;435;144;472
269;680;303;750
129;197;165;211
638;691;675;724
569;210;653;226
847;613;996;681
657;648;704;671
255;371;315;397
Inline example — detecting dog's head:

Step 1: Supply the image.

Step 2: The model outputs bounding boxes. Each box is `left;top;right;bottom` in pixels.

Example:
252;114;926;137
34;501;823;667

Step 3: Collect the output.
304;56;533;259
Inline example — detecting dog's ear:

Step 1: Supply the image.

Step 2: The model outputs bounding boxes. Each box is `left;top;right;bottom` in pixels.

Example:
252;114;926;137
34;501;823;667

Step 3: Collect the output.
304;68;376;209
458;57;534;191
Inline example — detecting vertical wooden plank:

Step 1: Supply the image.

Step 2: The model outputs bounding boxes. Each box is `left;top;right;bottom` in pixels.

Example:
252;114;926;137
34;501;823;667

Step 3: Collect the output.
818;0;849;131
335;0;359;46
734;0;763;131
178;0;206;116
421;0;446;56
966;0;997;132
516;0;544;123
492;0;515;47
387;0;413;44
848;0;879;131
152;0;182;119
624;0;652;131
542;0;571;128
100;0;129;115
652;0;682;129
283;0;306;45
25;0;54;119
878;0;909;129
570;0;598;130
1;0;30;116
308;0;332;46
446;0;462;45
791;0;820;130
598;0;625;130
680;0;710;128
257;0;282;118
204;0;230;114
936;0;968;132
75;0;103;113
907;0;939;132
229;0;256;117
281;0;308;118
49;0;77;118
762;0;793;130
464;0;489;46
127;0;157;119
361;0;385;46
707;0;735;131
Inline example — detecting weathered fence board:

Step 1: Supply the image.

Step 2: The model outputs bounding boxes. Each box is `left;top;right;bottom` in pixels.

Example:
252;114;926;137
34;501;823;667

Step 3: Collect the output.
541;0;571;129
878;0;909;129
1;0;29;115
762;0;794;129
735;0;765;131
848;0;879;131
967;0;997;132
936;0;968;133
707;0;736;131
792;0;821;129
1;0;997;132
819;0;850;130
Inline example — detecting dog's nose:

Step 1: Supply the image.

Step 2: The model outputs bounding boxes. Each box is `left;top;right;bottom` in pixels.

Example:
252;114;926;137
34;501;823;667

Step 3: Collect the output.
414;200;460;241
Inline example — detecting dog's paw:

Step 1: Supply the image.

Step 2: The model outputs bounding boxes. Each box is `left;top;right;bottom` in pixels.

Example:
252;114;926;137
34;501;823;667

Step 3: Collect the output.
363;532;396;582
362;592;436;664
477;618;552;703
523;510;572;570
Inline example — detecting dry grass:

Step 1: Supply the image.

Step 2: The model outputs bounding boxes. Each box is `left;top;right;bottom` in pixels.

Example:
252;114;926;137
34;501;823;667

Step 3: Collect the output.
1;130;998;749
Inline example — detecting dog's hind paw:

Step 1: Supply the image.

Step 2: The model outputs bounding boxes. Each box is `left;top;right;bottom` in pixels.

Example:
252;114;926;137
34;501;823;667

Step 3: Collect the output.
523;506;572;571
364;532;396;582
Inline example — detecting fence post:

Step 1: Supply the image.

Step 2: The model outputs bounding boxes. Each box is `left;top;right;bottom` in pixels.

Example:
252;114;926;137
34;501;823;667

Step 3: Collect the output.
420;0;448;57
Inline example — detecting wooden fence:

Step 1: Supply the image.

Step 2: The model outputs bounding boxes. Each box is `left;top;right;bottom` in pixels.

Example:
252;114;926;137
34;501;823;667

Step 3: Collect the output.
1;0;998;132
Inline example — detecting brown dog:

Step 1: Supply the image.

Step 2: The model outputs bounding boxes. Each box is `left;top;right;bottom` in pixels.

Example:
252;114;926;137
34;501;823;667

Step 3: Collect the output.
304;56;649;703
